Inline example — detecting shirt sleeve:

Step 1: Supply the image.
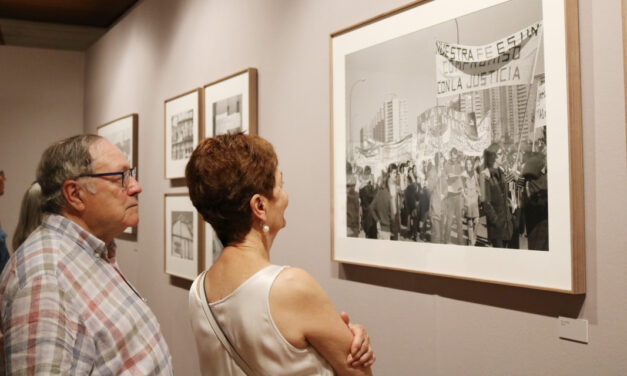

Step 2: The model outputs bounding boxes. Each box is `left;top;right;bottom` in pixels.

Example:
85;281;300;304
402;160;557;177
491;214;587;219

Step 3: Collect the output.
2;273;92;374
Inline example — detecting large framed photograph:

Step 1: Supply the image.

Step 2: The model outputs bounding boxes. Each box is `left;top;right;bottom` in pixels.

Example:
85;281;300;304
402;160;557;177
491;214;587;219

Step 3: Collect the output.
97;113;138;235
164;193;202;280
331;0;585;293
164;88;201;179
203;68;258;137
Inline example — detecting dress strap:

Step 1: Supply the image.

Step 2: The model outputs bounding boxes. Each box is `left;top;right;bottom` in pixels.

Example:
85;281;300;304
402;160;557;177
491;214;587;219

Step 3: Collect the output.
198;270;260;376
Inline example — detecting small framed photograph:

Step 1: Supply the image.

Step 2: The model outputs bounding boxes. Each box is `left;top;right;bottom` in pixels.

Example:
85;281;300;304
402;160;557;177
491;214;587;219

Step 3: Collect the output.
203;68;258;137
164;193;202;280
164;88;202;179
97;113;138;235
331;0;585;293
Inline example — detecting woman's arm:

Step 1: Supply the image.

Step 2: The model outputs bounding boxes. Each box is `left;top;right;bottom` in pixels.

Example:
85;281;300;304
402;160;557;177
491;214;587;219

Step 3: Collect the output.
270;267;374;376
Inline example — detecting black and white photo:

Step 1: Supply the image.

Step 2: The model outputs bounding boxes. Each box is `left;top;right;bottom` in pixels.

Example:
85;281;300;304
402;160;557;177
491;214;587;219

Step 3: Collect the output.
331;0;585;292
171;211;194;260
204;68;257;138
164;193;200;280
344;0;546;251
170;110;194;161
213;94;243;135
165;88;200;179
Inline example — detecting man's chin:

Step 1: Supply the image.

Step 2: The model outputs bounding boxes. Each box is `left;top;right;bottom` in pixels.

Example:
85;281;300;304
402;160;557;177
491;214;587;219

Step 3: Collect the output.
124;215;139;228
126;220;139;228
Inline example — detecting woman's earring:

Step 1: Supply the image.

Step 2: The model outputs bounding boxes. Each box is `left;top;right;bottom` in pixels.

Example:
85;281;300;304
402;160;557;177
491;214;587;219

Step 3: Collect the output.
262;223;270;233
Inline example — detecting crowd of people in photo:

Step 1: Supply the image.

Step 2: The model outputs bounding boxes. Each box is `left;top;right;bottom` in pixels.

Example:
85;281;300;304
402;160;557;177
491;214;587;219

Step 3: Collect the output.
346;139;549;250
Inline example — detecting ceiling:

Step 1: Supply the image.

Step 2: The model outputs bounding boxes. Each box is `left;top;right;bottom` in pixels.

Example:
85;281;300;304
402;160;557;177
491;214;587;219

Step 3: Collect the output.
0;0;139;51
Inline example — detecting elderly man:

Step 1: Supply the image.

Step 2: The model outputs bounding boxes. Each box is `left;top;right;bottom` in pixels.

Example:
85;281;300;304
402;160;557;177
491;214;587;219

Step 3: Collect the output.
0;135;173;374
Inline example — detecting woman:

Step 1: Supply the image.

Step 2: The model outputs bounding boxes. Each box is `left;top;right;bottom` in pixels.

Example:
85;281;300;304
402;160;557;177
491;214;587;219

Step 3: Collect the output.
462;159;480;246
12;182;43;251
480;143;513;248
186;134;374;375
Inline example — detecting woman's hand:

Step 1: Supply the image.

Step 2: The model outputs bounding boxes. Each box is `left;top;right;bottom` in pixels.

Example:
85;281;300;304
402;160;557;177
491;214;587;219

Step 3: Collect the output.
340;312;375;368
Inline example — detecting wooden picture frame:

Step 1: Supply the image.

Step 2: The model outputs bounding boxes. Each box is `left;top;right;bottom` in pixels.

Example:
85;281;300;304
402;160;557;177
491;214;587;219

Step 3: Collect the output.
330;0;585;293
164;88;202;179
97;113;138;235
164;193;203;280
203;68;258;138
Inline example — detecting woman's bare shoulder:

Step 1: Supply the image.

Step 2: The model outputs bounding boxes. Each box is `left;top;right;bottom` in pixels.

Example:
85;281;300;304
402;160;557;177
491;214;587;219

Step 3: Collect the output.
273;267;325;302
269;267;330;348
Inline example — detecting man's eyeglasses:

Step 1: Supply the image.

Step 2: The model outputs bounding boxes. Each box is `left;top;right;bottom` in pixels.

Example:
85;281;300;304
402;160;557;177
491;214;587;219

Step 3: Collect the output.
78;167;137;188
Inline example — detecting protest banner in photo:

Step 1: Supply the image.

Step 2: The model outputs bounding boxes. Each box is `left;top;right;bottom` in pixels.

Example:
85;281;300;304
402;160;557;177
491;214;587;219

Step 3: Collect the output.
436;22;542;98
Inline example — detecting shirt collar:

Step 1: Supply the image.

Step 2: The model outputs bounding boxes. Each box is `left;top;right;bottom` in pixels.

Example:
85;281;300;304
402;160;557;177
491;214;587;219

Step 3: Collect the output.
42;214;116;263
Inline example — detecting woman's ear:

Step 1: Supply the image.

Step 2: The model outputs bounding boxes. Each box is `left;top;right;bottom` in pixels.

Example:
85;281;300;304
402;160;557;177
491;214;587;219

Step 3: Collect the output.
250;194;267;222
61;180;86;212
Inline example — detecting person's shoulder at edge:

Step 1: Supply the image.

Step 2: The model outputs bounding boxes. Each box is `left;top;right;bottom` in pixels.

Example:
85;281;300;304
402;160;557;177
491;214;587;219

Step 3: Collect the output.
273;266;319;297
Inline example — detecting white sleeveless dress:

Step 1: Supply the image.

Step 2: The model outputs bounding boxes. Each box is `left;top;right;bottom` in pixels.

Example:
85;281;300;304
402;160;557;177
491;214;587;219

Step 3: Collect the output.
188;264;334;375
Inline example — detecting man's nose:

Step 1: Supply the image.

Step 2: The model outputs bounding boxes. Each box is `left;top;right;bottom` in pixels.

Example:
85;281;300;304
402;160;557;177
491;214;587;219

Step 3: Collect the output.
126;176;142;195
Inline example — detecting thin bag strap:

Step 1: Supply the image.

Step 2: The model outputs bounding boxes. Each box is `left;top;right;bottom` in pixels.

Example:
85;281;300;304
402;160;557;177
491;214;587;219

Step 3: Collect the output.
199;271;260;376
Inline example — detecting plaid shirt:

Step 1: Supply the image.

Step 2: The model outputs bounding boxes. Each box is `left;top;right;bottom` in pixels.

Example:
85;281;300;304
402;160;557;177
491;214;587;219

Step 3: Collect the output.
0;214;173;375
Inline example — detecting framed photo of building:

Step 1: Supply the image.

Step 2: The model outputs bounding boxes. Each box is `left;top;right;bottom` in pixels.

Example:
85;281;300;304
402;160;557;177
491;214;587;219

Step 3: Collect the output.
331;0;585;293
203;68;258;138
164;193;202;280
97;113;138;235
165;88;201;179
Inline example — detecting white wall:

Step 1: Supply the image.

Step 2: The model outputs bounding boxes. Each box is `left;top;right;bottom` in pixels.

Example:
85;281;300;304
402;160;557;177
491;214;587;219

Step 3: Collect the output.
80;0;627;374
0;45;84;250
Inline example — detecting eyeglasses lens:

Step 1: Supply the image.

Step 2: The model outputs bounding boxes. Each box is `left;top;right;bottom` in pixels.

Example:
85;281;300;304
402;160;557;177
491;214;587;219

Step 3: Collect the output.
123;168;137;188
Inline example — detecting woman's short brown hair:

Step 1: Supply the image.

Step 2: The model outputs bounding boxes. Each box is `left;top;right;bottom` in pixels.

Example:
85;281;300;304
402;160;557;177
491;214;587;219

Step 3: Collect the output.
186;133;277;246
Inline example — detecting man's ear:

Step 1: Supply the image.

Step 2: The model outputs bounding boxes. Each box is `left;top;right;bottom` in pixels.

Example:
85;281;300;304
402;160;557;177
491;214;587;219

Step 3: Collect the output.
61;180;86;212
249;193;267;222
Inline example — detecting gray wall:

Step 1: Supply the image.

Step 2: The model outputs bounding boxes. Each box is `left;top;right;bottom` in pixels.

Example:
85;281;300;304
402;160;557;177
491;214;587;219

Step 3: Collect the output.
0;0;617;374
0;45;84;250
